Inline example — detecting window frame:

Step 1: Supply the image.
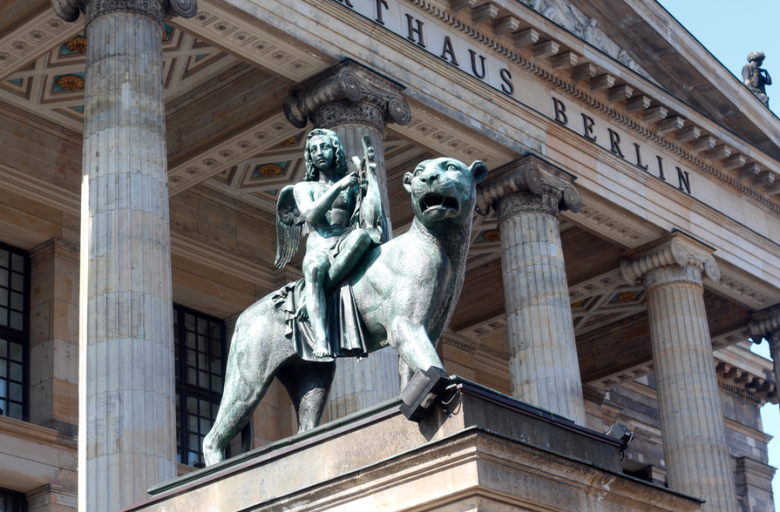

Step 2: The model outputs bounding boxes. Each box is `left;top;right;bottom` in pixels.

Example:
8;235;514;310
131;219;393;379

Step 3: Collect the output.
173;303;227;467
0;241;30;423
0;485;28;512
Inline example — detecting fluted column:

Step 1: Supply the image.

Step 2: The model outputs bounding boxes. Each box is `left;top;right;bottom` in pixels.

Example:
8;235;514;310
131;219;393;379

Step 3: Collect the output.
285;61;411;420
622;232;738;511
749;304;780;401
51;1;197;510
478;156;586;425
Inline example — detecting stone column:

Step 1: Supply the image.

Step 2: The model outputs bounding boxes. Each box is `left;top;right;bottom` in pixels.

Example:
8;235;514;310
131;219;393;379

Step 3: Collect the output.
749;304;780;395
478;155;586;425
51;1;197;510
621;232;739;511
284;61;411;421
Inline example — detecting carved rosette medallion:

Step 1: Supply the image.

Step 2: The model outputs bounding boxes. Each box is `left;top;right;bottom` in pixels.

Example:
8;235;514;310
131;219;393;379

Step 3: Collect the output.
481;229;500;241
621;232;720;292
65;36;88;53
284;60;411;130
51;0;198;26
57;74;85;91
477;154;581;220
256;164;285;177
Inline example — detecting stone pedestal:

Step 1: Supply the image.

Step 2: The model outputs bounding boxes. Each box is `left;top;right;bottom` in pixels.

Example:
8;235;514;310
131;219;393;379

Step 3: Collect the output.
622;232;739;512
284;61;411;420
51;1;198;510
122;378;700;512
478;156;586;425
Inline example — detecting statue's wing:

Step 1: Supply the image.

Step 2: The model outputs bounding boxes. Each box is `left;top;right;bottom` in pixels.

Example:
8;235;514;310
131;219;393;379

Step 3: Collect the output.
274;185;307;269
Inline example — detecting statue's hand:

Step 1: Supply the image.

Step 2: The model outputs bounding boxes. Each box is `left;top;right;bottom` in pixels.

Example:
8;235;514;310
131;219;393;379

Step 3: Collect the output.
337;172;359;191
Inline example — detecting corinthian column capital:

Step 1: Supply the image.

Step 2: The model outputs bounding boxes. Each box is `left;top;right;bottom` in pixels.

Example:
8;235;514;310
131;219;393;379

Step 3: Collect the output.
749;304;780;341
476;155;582;218
283;60;411;130
621;232;720;290
51;0;197;26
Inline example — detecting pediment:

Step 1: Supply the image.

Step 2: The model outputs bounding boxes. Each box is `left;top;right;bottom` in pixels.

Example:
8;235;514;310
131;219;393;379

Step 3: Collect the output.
566;0;780;159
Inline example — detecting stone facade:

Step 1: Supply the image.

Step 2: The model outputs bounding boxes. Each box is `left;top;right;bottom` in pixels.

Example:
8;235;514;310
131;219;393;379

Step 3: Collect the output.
0;0;776;511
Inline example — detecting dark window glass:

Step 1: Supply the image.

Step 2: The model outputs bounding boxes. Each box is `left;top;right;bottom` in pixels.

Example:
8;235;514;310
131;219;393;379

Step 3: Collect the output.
0;487;27;512
173;304;225;467
0;242;28;422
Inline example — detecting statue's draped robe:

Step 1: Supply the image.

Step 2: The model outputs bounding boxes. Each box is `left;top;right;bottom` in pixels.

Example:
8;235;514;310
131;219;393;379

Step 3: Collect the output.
272;279;367;362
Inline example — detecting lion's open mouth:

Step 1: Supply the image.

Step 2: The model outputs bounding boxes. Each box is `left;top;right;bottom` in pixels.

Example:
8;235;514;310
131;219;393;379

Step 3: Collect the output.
419;193;459;213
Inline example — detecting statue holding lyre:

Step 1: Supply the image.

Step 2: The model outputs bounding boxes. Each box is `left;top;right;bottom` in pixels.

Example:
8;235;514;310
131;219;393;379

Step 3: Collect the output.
273;128;387;361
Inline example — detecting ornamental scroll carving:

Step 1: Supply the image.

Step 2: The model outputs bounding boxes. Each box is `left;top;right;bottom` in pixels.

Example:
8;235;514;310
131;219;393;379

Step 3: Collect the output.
284;60;411;131
749;304;780;341
51;0;197;26
620;232;720;289
476;154;581;217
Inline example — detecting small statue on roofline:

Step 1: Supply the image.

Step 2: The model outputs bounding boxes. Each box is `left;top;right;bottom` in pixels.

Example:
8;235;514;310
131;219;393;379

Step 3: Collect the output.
742;51;772;107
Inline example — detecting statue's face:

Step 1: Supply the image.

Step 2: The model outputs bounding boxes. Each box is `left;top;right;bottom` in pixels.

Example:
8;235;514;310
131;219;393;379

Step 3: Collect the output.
309;136;335;172
403;157;488;226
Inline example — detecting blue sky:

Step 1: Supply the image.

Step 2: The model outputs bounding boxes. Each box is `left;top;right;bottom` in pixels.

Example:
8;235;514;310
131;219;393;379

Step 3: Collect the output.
655;0;780;502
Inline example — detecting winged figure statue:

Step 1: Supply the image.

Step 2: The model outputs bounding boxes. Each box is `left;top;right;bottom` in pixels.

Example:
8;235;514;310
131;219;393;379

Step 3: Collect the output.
272;128;387;361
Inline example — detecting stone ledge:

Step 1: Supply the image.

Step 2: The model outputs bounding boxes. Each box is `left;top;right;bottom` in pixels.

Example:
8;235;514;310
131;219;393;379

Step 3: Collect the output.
0;414;76;451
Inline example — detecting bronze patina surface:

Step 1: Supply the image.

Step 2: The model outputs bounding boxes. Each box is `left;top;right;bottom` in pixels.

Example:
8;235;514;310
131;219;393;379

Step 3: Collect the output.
203;129;487;465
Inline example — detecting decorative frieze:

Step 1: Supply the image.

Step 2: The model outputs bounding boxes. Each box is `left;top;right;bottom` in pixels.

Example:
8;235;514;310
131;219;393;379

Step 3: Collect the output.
52;0;198;26
284;60;411;130
168;112;300;196
439;331;481;354
0;10;80;82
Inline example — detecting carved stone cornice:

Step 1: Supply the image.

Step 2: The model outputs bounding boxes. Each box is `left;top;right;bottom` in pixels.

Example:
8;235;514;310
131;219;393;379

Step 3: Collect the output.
581;384;606;405
439;331;480;354
51;0;197;27
749;304;780;340
476;155;582;218
283;60;411;131
621;232;720;290
29;239;80;265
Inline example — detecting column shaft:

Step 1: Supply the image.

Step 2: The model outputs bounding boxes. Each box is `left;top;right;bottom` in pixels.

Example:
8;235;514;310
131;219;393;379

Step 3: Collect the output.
498;191;585;425
326;347;400;420
332;123;393;235
327;121;398;420
644;266;738;511
79;12;176;511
